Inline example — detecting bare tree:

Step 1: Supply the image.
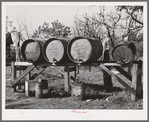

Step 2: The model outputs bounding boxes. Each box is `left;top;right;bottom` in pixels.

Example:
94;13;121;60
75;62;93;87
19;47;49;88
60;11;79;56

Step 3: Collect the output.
73;6;143;57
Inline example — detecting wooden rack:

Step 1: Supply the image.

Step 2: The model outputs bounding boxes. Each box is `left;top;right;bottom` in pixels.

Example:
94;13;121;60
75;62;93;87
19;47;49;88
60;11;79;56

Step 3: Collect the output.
11;60;142;102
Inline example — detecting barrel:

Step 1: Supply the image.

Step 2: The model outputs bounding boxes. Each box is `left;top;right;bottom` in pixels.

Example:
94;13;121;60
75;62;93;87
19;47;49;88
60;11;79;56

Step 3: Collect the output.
71;83;84;101
67;37;103;63
112;41;136;65
43;38;70;64
21;39;45;63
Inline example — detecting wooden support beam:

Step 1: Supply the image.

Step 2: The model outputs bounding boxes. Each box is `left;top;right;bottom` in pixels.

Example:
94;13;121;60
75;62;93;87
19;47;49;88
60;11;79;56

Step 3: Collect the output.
103;63;121;67
12;65;35;88
114;66;132;81
74;65;77;78
131;61;142;101
15;62;33;66
15;66;27;70
103;50;113;87
11;62;16;92
64;66;76;72
89;66;91;72
100;64;136;95
64;64;70;92
31;66;48;80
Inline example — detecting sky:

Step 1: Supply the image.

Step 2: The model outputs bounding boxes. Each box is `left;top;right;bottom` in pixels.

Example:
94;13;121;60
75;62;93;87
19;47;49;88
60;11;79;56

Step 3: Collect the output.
6;5;115;33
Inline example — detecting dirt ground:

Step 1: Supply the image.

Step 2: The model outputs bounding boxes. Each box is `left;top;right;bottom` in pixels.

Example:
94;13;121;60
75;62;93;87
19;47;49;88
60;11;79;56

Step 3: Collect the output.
5;65;143;109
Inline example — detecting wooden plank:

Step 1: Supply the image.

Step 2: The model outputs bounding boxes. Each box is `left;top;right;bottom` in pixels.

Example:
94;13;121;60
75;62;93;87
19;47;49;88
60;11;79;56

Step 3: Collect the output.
31;66;48;80
32;61;120;67
12;65;35;88
114;66;132;81
100;64;136;95
15;62;33;66
103;63;121;66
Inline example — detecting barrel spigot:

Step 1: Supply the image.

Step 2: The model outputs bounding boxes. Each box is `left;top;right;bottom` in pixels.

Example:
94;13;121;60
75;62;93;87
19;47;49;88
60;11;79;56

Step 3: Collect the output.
27;57;34;63
78;58;84;64
52;58;57;65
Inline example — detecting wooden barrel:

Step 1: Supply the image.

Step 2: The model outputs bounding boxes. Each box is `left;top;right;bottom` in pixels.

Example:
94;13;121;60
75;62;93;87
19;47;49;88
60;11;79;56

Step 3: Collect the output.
21;39;45;63
112;41;136;65
43;38;70;64
67;37;103;63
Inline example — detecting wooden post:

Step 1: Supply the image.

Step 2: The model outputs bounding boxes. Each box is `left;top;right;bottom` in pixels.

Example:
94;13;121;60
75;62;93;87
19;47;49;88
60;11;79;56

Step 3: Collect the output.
103;50;113;87
89;66;91;72
126;66;131;74
74;65;77;78
64;64;70;93
131;61;142;101
11;62;16;92
26;72;31;80
76;65;79;74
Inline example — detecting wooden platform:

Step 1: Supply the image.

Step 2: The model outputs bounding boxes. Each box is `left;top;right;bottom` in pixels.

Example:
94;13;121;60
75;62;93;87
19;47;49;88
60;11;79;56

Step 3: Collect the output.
11;60;142;101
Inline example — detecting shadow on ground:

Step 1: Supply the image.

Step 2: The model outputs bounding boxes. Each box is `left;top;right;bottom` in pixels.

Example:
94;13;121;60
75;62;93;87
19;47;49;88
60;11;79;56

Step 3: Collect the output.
6;103;32;109
48;83;123;100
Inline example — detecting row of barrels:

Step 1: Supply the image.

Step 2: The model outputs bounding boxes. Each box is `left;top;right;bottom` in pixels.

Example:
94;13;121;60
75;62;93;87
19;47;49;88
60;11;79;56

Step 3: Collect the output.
21;37;136;65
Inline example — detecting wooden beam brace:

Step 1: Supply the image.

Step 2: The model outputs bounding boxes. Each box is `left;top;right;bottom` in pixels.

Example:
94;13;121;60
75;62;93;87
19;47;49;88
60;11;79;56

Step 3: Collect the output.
100;64;136;95
114;66;132;81
30;66;48;80
64;66;76;72
15;66;27;70
12;65;36;88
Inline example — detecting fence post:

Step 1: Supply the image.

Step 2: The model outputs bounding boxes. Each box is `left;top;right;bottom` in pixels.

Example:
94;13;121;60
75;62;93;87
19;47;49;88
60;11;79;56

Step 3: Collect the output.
131;61;142;101
11;62;16;92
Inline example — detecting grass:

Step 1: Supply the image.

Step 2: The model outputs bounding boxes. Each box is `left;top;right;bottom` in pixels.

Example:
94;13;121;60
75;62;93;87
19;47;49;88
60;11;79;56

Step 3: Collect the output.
5;65;143;109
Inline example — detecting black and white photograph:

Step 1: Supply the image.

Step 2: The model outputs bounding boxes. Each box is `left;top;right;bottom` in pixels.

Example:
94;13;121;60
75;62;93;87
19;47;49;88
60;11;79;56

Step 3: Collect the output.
2;2;148;120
